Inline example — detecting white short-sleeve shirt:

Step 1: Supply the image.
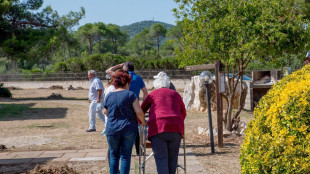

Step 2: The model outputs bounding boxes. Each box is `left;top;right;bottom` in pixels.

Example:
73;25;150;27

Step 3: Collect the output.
89;76;104;100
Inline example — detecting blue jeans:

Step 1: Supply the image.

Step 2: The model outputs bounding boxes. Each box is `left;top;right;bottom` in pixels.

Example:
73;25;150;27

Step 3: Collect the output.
150;132;182;174
107;131;137;174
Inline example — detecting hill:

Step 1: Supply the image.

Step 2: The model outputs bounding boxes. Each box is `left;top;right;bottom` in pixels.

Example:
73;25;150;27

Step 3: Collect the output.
120;20;175;38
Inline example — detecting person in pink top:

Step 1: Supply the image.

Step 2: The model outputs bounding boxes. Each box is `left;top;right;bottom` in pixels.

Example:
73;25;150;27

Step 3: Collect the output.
141;76;186;174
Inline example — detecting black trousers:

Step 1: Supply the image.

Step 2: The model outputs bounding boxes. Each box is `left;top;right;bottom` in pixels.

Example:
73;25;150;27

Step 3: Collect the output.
134;130;140;155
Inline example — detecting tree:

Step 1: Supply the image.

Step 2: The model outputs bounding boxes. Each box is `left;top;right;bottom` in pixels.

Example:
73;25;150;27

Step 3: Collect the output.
127;28;152;57
166;21;184;52
76;23;98;55
174;0;310;131
0;0;85;69
95;22;107;53
149;23;166;55
106;24;128;54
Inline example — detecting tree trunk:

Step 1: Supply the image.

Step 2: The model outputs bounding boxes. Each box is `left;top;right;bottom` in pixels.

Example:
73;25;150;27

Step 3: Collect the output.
157;37;160;55
226;94;234;131
232;75;245;130
88;40;93;55
113;39;117;54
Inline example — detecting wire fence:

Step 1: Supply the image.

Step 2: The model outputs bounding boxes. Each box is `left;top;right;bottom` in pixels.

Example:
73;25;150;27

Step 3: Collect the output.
0;69;298;82
0;70;194;82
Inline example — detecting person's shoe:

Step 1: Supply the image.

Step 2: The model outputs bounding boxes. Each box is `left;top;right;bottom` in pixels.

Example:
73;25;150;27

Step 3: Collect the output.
86;129;96;132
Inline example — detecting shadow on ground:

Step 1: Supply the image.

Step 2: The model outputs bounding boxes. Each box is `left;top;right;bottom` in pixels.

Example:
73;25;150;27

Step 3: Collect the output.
0;103;67;121
0;157;55;174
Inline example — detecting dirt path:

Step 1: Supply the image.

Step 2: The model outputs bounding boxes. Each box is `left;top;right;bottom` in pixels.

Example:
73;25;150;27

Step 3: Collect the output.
0;89;253;173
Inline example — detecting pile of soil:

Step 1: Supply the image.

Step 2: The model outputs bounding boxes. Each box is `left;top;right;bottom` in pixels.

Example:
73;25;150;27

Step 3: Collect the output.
47;93;63;99
7;86;23;90
49;85;63;89
29;164;76;174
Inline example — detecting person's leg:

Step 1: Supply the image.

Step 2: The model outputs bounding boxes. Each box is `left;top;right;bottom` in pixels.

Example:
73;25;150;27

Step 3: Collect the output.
119;131;136;174
96;102;105;124
167;133;182;174
88;101;96;130
107;134;121;174
150;133;169;174
134;131;140;155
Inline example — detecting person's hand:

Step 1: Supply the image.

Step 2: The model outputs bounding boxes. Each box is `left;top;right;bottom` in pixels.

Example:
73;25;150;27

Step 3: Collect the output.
88;99;91;103
141;121;147;126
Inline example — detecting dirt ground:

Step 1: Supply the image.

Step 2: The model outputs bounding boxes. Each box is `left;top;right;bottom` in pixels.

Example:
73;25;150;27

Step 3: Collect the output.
0;88;253;173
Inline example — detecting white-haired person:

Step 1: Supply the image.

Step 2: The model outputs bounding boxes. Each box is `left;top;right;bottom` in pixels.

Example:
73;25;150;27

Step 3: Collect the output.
141;76;186;174
87;70;105;132
153;71;176;91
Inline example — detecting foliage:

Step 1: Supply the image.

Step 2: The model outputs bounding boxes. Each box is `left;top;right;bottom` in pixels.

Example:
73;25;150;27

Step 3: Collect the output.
76;23;98;55
0;0;85;62
0;83;12;98
120;20;174;38
52;62;68;72
174;0;310;131
106;24;128;54
240;65;310;173
50;53;180;72
149;23;167;55
126;28;153;57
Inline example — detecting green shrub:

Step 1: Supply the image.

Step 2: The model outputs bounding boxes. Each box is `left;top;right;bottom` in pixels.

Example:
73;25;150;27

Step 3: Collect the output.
52;62;68;72
240;65;310;173
51;53;181;72
65;57;85;72
0;83;12;98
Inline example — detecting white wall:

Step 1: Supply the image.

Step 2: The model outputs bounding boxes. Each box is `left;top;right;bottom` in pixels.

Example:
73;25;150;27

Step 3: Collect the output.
2;79;191;90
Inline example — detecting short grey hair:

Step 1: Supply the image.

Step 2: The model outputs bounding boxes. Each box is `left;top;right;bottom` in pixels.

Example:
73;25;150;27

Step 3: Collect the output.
153;76;170;89
88;70;96;76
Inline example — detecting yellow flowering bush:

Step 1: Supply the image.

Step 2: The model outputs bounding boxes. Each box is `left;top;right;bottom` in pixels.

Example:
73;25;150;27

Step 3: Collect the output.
240;65;310;173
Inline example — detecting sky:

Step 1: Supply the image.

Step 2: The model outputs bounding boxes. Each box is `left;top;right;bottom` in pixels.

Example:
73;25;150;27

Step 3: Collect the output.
42;0;179;27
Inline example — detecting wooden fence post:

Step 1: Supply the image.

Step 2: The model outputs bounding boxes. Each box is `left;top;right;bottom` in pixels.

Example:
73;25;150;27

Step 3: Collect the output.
215;60;223;148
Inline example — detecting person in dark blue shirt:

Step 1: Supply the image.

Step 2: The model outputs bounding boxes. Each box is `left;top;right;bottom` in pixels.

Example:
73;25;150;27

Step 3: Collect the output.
103;71;147;174
106;61;149;155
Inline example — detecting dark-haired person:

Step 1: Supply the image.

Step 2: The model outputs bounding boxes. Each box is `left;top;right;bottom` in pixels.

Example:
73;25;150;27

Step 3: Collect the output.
106;61;148;155
103;71;147;174
141;77;186;174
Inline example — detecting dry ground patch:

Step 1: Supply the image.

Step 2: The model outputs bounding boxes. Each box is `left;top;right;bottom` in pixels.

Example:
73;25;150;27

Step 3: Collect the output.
0;88;253;173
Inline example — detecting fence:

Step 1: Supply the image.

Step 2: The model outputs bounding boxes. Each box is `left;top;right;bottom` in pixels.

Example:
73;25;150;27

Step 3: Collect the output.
0;69;297;82
0;70;194;82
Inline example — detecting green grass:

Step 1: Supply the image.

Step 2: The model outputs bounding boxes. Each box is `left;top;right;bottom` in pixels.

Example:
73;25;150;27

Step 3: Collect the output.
0;104;31;119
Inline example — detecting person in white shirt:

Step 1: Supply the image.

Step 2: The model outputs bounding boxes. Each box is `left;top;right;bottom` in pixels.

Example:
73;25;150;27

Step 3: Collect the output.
87;70;105;132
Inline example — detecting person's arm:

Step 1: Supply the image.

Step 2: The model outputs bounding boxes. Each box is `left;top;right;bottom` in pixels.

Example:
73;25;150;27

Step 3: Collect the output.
97;89;102;103
103;108;108;116
178;94;186;120
141;94;151;114
141;87;148;101
132;98;147;125
105;63;124;76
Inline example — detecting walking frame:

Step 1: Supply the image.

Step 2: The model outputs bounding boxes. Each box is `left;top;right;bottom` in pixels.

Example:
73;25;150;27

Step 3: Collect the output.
138;122;187;174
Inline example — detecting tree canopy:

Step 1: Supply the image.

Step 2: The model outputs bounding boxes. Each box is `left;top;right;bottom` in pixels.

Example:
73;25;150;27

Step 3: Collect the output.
174;0;310;131
0;0;85;62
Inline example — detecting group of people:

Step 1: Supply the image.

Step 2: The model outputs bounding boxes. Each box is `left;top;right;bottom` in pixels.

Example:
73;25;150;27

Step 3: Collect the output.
87;61;186;174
